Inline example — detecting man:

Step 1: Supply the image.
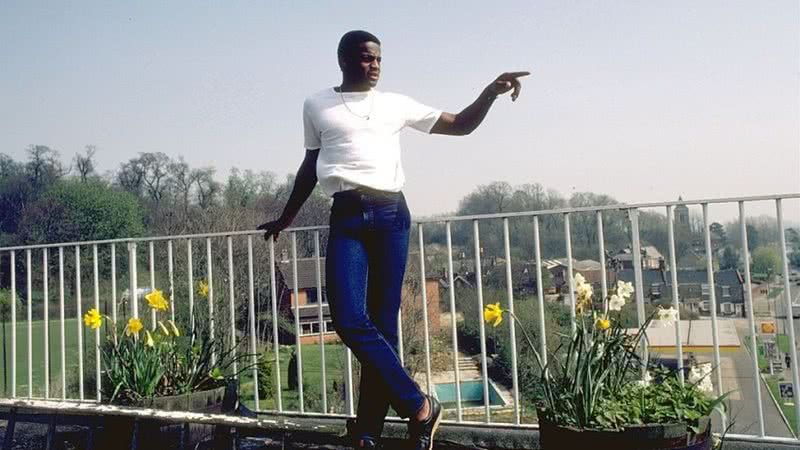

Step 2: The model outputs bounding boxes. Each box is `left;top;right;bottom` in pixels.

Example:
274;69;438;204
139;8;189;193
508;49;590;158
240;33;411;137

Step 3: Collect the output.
258;30;528;450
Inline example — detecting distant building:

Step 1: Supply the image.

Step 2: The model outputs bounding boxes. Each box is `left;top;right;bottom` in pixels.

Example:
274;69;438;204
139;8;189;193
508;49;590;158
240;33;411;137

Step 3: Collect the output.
276;257;441;345
674;197;691;234
614;268;746;318
614;246;664;270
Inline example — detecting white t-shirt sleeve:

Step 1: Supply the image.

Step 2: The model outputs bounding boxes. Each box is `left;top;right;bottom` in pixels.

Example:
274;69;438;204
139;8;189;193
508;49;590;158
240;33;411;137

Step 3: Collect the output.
303;98;321;150
399;94;442;133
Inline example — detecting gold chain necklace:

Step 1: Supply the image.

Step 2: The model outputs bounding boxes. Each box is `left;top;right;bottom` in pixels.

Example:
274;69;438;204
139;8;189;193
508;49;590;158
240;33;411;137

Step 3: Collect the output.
338;86;375;120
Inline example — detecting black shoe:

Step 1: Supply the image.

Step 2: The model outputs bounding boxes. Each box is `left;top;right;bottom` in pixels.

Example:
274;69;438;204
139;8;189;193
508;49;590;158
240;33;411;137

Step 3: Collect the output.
408;395;442;450
346;418;383;450
356;437;381;449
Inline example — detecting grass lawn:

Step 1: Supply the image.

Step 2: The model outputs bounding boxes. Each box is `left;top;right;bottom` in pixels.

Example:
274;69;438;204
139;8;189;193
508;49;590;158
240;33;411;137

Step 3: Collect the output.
744;334;791;372
768;287;785;299
239;342;350;413
765;375;798;436
0;317;98;399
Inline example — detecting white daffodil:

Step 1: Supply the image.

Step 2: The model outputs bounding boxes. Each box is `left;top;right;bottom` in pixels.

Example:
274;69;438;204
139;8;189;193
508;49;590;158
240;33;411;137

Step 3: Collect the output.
574;273;586;286
608;294;625;311
688;363;714;395
617;281;634;299
656;306;680;326
635;371;653;388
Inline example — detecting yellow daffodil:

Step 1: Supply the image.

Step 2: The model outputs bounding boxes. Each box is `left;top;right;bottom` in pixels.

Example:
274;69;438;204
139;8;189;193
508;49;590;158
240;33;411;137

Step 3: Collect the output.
167;320;181;337
198;280;209;298
145;289;169;312
125;317;144;336
83;308;102;330
595;317;611;331
483;303;504;327
144;330;155;348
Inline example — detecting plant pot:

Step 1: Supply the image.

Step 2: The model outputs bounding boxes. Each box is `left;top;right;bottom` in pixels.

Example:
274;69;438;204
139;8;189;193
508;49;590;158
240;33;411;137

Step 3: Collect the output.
99;386;229;449
538;416;712;450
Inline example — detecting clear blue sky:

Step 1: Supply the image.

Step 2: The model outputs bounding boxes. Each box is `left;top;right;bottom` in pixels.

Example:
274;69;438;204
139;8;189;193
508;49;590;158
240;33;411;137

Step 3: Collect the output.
1;1;798;222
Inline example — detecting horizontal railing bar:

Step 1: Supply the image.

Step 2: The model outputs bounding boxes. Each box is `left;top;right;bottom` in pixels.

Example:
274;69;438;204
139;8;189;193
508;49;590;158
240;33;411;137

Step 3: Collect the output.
415;192;800;224
2;193;798;251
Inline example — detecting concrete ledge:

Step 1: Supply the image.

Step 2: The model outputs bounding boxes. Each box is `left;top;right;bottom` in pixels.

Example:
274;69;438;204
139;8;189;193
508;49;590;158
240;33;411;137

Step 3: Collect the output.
2;399;798;449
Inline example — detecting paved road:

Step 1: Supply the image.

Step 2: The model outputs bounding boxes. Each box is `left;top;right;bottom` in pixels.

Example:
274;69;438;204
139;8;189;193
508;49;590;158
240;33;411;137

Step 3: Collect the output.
727;319;795;438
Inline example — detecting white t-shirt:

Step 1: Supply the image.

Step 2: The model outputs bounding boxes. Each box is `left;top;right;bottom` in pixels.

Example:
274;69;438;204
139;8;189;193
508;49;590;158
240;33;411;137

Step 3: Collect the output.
303;87;442;196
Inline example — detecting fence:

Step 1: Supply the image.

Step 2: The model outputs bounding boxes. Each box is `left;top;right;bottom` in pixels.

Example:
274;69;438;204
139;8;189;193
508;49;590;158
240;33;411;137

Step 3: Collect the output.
1;193;799;446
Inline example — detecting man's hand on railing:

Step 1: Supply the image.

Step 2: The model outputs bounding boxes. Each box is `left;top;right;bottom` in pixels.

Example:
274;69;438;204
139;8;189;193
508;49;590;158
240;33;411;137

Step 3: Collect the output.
257;217;291;242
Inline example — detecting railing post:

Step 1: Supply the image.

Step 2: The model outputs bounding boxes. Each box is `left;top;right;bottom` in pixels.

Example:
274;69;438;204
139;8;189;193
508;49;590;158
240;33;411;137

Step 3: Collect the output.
43;248;50;399
564;213;577;336
503;218;521;425
93;244;101;401
206;238;215;365
473;220;491;423
129;242;138;319
701;204;725;430
533;217;548;370
313;231;327;413
417;223;433;395
445;222;463;421
246;236;260;410
290;232;304;413
75;246;84;401
268;238;283;412
666;206;685;384
227;236;237;378
58;247;65;399
739;202;765;436
26;249;32;398
776;199;800;432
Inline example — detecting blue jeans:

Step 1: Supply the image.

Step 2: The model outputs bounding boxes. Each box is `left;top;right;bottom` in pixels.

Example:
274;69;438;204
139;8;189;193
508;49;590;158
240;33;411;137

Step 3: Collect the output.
325;187;425;439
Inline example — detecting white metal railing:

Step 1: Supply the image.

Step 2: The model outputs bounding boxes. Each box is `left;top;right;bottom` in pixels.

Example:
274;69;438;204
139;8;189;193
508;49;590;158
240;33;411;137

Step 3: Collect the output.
0;193;799;445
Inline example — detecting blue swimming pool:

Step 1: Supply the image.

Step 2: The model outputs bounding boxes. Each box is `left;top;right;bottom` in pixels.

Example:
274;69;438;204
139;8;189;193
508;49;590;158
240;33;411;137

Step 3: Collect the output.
434;380;505;408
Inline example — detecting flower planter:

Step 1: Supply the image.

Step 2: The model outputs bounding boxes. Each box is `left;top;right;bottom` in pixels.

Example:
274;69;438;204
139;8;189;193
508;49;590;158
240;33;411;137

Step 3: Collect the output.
99;386;229;449
538;416;712;450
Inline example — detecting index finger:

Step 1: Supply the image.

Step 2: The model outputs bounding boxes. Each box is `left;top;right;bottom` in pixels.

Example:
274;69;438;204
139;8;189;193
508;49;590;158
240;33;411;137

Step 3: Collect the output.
505;71;531;79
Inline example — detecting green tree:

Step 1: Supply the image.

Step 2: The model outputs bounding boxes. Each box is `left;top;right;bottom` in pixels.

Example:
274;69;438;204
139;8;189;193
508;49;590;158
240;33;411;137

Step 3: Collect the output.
751;246;781;280
719;246;739;270
257;354;275;400
789;252;800;269
17;179;144;244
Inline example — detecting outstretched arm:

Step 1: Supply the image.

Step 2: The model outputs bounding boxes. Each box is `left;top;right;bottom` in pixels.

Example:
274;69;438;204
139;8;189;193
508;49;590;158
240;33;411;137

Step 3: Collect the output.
430;71;530;136
257;149;319;241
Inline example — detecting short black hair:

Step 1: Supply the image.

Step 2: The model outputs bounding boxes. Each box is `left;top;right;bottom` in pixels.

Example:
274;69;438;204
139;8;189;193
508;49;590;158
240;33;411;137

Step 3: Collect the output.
337;30;381;59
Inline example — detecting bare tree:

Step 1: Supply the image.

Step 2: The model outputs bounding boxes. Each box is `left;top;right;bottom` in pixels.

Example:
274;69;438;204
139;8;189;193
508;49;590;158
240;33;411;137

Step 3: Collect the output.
74;145;97;182
140;152;172;205
194;167;220;210
0;154;20;178
168;157;197;216
116;157;146;196
25;145;66;189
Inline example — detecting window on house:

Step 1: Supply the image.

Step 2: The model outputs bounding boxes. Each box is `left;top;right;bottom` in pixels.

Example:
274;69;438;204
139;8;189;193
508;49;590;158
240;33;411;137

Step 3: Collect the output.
700;300;710;311
722;286;730;297
701;284;710;296
722;303;733;313
307;288;318;304
651;283;662;296
325;320;335;333
301;322;323;336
